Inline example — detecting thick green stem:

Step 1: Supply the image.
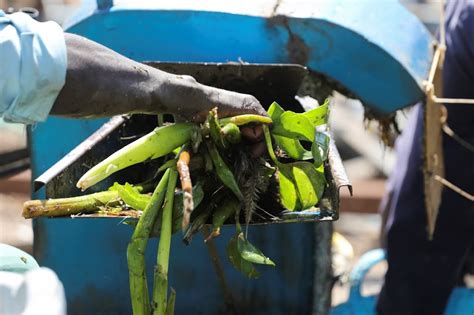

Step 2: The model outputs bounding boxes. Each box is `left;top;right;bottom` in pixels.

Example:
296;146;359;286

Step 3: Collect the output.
156;159;177;175
128;170;170;315
22;191;120;218
208;108;226;149
77;123;196;190
263;125;279;165
220;114;272;126
153;169;178;315
165;288;176;315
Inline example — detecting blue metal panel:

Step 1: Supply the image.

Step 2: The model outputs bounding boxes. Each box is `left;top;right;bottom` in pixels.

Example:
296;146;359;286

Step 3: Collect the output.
33;218;315;314
29;117;106;176
63;0;433;113
30;1;433;313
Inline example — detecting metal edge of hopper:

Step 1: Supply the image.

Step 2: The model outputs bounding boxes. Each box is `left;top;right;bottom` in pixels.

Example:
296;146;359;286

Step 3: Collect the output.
36;126;350;223
279;139;351;223
33;116;128;192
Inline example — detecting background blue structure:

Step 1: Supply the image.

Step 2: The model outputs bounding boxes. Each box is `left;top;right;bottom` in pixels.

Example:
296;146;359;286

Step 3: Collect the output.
331;249;474;315
29;1;433;313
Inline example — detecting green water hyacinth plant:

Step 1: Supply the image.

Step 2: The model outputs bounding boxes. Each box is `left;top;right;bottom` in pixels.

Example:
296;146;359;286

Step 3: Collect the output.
23;100;331;315
265;100;330;210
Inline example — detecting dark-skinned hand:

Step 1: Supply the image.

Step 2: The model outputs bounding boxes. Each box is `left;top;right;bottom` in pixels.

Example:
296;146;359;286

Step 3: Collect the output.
51;33;267;147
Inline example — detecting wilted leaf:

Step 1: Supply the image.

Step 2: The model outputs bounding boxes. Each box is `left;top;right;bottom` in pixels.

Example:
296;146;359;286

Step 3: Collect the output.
226;233;260;279
237;233;275;266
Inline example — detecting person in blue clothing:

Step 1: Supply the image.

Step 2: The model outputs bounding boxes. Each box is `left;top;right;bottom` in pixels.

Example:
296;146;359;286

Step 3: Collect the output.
0;10;266;125
377;1;474;314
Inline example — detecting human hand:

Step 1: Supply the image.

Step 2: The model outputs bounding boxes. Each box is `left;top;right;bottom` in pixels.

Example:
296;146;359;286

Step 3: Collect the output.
156;75;267;143
52;33;267;145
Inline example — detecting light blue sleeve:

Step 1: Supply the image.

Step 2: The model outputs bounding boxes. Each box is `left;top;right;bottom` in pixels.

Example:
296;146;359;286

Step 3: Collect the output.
0;11;67;124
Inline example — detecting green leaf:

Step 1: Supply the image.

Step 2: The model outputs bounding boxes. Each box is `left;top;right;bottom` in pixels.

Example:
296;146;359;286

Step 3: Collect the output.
268;100;329;147
273;135;312;160
226;233;260;279
311;132;330;167
272;111;315;142
211;197;240;233
269;102;315;141
278;162;326;211
315;132;330;162
207;143;243;201
291;162;326;209
237;233;275;266
302;99;330;126
267;102;285;122
263;122;326;211
311;141;323;167
277;164;301;211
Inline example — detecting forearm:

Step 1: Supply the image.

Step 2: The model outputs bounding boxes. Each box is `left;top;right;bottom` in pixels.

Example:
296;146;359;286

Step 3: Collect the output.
51;33;265;121
51;33;167;117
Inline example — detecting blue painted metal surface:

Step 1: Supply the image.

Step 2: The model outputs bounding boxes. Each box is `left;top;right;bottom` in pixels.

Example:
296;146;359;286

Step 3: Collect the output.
32;217;315;314
29;1;434;313
64;0;433;113
331;249;474;315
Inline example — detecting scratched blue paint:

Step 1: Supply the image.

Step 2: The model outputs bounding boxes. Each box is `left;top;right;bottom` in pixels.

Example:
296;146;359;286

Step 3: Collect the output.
287;18;424;110
301;0;433;86
29;1;433;313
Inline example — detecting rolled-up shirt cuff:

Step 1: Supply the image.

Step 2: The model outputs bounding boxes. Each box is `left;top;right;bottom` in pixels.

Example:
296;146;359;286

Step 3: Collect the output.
3;12;67;124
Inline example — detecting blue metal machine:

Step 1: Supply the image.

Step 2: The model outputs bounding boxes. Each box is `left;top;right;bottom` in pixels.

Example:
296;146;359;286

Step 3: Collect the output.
29;1;433;313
